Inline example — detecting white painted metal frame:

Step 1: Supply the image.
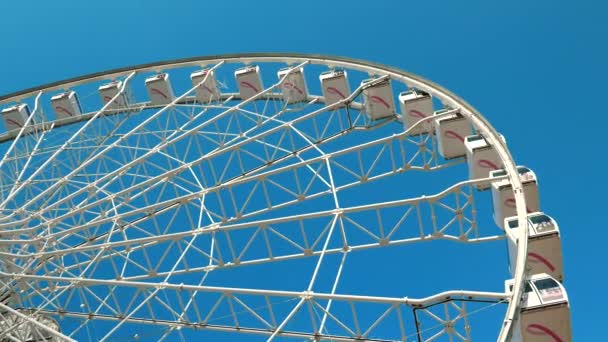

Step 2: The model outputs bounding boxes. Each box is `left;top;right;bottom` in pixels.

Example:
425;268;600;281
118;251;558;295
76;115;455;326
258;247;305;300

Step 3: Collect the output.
0;54;528;341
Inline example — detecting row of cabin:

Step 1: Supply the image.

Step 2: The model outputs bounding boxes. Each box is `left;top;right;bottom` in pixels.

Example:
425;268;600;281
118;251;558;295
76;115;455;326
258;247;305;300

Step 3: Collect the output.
383;70;574;339
489;166;570;339
1;66;460;142
0;65;486;160
479;151;571;339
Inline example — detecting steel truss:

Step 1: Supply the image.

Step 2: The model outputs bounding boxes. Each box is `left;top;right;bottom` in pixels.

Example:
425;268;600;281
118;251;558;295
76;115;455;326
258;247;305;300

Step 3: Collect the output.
0;54;528;341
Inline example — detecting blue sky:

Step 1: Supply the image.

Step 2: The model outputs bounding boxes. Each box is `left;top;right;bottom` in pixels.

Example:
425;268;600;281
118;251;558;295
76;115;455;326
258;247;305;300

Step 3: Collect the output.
0;0;605;340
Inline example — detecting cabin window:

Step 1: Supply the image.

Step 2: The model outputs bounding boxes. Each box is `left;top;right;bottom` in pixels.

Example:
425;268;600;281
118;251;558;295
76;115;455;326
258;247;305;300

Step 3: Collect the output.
492;170;508;177
529;214;552;225
466;135;483;142
534;278;560;291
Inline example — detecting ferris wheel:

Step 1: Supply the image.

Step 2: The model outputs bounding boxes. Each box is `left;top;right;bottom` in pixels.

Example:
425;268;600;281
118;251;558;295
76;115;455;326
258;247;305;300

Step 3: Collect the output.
0;54;571;341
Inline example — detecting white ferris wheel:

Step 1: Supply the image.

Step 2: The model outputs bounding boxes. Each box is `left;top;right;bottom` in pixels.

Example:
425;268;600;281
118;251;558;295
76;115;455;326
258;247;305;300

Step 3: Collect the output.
0;54;571;341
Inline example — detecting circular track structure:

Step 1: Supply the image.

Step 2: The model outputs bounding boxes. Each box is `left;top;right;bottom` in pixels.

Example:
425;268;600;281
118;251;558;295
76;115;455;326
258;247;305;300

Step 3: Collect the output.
0;54;569;341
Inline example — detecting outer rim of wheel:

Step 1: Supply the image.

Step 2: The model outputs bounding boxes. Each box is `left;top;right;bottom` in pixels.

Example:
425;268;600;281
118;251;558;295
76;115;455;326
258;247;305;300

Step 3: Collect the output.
0;53;529;341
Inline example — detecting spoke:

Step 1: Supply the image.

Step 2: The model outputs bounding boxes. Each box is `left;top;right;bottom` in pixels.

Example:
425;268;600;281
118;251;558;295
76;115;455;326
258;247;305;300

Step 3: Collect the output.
6;271;506;341
0;177;502;261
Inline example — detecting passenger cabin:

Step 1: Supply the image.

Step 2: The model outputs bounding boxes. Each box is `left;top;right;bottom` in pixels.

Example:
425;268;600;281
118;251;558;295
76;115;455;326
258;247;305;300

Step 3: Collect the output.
145;73;175;105
361;78;395;120
464;134;505;189
1;104;30;131
191;69;220;103
278;67;308;104
235;65;263;100
50;91;82;119
398;89;433;136
505;274;571;342
98;80;129;110
506;213;564;282
490;166;540;228
434;108;472;159
319;70;350;106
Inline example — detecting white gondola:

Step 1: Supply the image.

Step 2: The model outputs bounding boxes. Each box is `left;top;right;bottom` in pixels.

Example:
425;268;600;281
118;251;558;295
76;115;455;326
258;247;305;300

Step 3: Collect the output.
99;80;129;110
506;212;564;282
50;91;82;119
505;274;572;342
361;78;395;120
191;69;220;103
235;65;263;100
464;133;506;189
434;108;472;159
319;69;350;106
145;73;175;105
490;166;540;228
277;66;308;104
1;104;30;131
399;89;433;135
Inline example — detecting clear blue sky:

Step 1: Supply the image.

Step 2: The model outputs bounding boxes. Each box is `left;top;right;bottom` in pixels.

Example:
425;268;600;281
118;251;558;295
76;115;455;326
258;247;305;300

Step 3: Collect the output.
0;0;605;340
